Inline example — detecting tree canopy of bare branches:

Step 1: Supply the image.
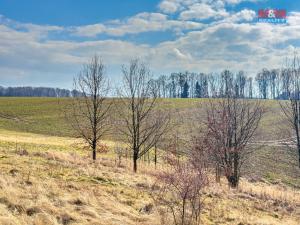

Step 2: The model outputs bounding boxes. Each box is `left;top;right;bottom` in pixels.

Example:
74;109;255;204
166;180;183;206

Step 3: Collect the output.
116;59;170;172
152;137;208;225
279;54;300;168
67;55;111;161
203;95;264;188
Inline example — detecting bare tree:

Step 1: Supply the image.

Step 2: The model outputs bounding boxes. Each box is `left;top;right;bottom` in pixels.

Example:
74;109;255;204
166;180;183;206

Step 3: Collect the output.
67;55;111;161
116;59;169;172
152;146;208;225
203;95;264;188
279;54;300;168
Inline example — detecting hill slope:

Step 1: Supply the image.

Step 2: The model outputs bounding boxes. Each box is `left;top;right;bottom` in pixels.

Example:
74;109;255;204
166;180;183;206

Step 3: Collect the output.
0;130;299;224
0;97;298;186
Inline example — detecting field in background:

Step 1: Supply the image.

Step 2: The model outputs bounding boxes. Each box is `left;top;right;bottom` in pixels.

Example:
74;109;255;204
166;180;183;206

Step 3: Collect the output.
0;97;285;139
0;98;71;137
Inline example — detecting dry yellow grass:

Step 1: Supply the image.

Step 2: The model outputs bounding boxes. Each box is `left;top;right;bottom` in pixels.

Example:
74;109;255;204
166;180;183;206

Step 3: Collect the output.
0;130;299;225
0;146;158;224
0;129;118;148
202;179;300;225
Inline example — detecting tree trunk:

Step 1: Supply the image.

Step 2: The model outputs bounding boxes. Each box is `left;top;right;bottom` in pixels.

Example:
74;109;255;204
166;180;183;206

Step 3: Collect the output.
294;107;300;168
92;148;96;161
92;141;96;161
133;151;138;173
295;125;300;168
226;152;239;188
233;151;239;187
154;145;157;169
181;198;186;225
227;175;238;188
215;164;221;183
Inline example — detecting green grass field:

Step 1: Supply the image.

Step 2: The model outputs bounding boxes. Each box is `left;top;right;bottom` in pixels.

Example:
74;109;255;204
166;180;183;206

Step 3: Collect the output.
0;97;285;138
0;97;203;137
0;98;72;136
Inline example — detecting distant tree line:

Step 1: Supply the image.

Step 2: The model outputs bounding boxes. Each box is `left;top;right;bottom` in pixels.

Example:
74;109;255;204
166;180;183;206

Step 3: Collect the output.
2;67;299;100
149;68;300;100
0;86;82;97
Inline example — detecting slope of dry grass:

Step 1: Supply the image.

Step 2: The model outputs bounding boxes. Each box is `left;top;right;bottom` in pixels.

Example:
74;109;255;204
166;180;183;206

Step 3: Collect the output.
0;131;299;225
0;137;157;225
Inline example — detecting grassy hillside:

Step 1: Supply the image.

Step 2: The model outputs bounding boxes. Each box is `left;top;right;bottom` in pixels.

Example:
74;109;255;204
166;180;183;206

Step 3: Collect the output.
0;98;299;224
0;98;71;137
0;97;287;139
0;130;299;225
0;97;299;188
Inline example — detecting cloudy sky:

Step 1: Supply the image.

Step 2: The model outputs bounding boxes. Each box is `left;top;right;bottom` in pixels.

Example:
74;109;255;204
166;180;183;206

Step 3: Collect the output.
0;0;299;88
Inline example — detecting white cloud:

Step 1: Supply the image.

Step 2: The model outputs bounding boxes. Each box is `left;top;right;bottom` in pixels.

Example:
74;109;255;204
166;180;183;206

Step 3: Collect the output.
73;24;106;37
158;0;179;13
72;12;203;37
179;3;229;20
233;9;256;21
158;0;262;14
0;14;62;38
0;7;299;87
154;20;299;73
173;48;191;60
287;12;300;26
218;9;256;23
1;16;299;83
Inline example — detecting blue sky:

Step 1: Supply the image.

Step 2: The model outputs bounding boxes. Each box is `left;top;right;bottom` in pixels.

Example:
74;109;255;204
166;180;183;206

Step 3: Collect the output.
0;0;299;88
0;1;159;26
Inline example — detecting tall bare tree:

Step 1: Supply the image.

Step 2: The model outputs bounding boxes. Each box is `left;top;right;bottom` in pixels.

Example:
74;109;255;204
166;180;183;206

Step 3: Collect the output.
203;95;264;187
280;54;300;168
116;59;169;172
67;55;111;161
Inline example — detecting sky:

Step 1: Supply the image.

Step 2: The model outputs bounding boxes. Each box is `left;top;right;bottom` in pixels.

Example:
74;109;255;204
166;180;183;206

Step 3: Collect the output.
0;0;299;88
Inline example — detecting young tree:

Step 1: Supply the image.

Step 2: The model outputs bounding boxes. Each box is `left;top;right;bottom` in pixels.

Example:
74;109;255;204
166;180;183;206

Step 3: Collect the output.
117;59;169;172
67;55;111;161
203;95;264;188
152;141;208;225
